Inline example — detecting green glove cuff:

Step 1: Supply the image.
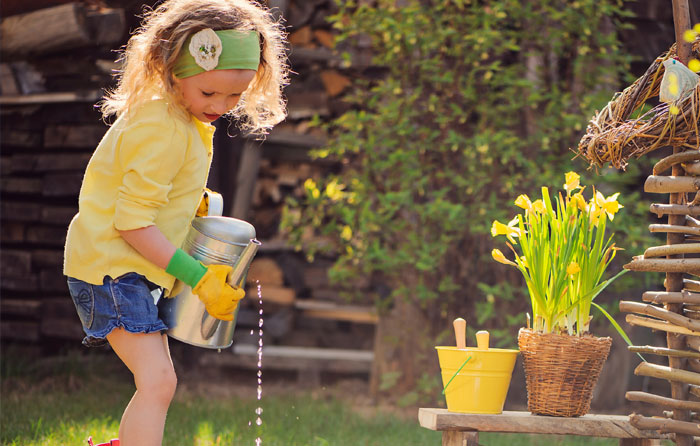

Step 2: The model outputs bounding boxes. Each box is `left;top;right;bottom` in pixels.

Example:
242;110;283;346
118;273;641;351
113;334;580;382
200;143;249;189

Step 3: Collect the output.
165;248;207;288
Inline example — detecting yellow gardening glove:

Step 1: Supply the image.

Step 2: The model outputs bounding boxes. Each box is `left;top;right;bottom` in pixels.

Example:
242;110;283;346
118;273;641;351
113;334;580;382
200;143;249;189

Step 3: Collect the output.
192;264;246;321
196;188;214;217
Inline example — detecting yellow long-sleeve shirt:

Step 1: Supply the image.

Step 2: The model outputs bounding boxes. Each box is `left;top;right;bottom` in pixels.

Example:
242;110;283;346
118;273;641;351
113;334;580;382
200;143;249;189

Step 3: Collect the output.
64;99;215;292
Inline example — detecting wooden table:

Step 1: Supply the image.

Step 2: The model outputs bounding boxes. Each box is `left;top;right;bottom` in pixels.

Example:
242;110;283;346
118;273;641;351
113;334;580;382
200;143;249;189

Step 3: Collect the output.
418;409;671;445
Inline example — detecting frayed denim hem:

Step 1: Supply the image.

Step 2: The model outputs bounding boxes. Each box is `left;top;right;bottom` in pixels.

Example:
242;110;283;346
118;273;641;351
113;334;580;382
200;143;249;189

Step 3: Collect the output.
82;321;169;348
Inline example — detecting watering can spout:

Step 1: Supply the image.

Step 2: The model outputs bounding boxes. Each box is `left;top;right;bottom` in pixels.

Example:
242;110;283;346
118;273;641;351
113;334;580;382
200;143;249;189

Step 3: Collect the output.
227;239;262;289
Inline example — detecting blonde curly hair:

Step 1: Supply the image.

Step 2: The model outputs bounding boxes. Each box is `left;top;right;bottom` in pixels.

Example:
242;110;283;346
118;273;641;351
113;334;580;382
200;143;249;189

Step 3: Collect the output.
100;0;288;135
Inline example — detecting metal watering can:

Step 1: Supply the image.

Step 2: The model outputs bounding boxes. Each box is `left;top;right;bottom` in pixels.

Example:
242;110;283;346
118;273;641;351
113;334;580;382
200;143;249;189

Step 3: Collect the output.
160;194;260;349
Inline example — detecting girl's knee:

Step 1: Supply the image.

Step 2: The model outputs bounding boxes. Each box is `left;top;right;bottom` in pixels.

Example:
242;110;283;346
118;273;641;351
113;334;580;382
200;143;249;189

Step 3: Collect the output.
137;366;177;404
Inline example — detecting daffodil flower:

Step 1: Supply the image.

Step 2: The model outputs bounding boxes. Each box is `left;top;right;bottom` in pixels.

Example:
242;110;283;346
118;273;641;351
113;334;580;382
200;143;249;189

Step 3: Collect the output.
490;172;626;335
325;179;346;201
532;199;546;214
567;261;581;276
340;225;352;241
595;191;623;221
602;192;623;220
515;194;532;211
492;248;517;266
563;172;581;196
491;219;521;243
570;192;588;212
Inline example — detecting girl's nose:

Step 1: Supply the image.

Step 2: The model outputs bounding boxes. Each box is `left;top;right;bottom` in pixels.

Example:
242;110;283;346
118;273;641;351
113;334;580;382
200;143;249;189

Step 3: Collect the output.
214;99;230;115
225;96;240;111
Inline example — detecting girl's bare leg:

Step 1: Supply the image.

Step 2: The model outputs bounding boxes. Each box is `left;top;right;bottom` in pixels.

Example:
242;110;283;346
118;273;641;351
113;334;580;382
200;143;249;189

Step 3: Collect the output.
106;328;177;446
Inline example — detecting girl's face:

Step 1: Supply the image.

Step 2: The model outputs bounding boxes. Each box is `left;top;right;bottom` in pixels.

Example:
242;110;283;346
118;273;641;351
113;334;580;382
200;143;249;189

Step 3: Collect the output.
176;69;257;123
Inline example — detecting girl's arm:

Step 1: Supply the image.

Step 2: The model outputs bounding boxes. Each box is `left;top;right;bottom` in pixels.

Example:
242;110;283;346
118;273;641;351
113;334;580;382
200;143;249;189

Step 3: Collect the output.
118;225;176;270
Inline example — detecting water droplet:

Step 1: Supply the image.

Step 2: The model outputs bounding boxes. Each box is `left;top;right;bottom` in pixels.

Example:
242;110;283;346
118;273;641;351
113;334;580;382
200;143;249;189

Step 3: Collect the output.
254;283;264;444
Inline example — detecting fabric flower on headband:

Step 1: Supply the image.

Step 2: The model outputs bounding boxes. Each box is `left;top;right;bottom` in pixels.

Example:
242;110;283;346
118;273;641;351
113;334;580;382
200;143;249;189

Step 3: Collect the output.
189;28;223;71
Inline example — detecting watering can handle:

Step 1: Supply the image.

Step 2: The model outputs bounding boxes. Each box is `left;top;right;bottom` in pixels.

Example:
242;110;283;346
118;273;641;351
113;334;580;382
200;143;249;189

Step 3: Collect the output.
207;192;224;217
453;318;466;349
226;239;262;288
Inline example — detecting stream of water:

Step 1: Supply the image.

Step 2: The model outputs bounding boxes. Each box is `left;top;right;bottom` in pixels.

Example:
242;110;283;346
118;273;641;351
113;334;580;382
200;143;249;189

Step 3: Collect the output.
254;282;263;445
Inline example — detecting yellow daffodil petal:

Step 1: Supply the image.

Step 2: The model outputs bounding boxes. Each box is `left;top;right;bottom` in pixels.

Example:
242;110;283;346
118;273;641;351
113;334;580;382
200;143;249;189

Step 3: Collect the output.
491;220;505;237
325;179;345;201
340;225;352;241
532;199;546;214
492;249;517;266
563;172;581;195
571;192;587;211
594;190;606;207
567;262;581;276
491;219;520;240
601;193;623;220
514;194;532;210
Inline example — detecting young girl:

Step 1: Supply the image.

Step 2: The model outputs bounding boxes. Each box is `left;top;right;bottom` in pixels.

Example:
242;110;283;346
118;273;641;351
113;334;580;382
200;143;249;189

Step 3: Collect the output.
63;1;288;445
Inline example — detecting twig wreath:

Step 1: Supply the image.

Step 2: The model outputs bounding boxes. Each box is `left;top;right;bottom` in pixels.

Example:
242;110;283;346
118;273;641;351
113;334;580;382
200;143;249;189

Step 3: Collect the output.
576;37;700;170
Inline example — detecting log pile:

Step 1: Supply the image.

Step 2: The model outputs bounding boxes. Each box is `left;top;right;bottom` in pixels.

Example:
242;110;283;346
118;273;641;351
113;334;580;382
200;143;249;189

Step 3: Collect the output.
0;0;375;359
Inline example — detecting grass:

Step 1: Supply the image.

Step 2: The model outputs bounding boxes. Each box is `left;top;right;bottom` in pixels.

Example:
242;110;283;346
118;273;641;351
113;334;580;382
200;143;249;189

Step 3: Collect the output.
0;346;653;446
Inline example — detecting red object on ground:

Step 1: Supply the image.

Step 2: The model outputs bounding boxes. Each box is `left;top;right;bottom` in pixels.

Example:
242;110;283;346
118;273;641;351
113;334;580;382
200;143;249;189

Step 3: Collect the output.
87;437;120;446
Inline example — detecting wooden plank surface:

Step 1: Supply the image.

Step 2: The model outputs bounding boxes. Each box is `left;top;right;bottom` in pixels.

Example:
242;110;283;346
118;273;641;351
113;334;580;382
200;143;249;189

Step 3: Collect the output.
200;344;374;374
418;409;668;439
295;300;378;324
0;91;101;105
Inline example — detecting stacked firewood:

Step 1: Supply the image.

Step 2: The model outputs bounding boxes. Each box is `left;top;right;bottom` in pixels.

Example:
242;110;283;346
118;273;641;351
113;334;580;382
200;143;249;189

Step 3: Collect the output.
621;151;700;442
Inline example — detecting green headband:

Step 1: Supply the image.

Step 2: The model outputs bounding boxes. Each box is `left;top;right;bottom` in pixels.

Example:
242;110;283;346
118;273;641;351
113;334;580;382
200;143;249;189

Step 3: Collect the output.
174;28;260;79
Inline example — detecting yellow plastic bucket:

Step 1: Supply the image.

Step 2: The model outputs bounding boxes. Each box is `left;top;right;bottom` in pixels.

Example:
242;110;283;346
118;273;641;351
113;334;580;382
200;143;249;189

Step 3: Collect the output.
436;346;519;414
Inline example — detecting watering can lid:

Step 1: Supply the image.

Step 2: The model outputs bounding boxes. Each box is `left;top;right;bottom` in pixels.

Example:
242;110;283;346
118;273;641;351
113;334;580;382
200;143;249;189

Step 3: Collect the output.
192;216;256;246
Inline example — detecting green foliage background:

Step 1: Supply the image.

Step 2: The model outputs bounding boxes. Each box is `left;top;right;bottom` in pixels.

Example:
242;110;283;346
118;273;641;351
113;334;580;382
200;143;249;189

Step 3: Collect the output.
282;0;659;351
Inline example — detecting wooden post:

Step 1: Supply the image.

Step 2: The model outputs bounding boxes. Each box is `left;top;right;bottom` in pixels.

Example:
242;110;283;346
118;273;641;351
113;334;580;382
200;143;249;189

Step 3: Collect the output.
619;440;661;446
669;1;693;444
672;0;693;65
231;139;262;220
442;431;479;446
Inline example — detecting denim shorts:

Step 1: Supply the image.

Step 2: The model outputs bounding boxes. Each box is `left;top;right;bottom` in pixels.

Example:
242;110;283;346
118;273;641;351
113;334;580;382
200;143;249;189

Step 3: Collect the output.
67;273;169;347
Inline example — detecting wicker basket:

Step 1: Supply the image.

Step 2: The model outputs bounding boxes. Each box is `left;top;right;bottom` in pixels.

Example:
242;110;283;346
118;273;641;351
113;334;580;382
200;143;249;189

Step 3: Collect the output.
518;328;612;417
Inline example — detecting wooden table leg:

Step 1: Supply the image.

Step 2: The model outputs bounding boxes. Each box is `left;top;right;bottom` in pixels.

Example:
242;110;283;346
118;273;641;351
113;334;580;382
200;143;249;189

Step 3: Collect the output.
619;439;662;446
442;431;479;446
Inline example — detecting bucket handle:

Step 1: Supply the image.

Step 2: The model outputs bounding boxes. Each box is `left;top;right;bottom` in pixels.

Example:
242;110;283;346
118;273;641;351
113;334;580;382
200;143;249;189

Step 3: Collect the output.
441;356;472;395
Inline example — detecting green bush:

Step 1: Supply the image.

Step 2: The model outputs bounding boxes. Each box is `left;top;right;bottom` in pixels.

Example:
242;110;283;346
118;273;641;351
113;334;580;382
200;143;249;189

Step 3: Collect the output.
282;0;654;350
